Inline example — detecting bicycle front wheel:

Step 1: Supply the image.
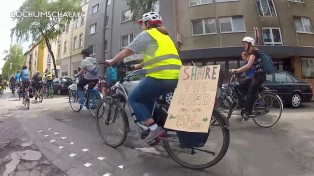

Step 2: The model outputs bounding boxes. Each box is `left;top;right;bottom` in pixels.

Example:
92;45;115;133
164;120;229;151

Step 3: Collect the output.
96;99;128;148
69;90;82;112
252;92;283;128
217;96;232;120
88;91;103;117
163;109;230;169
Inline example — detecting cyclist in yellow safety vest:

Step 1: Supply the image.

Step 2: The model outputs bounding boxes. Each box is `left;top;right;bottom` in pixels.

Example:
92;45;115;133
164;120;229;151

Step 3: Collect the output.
104;12;182;144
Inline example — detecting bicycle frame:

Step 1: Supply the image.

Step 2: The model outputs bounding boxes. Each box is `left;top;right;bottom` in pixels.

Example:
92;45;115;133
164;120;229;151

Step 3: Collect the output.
110;69;149;133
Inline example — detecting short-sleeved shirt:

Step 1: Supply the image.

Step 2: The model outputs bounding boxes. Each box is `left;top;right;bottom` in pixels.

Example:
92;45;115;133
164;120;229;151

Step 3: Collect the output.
251;50;264;74
81;57;99;80
127;31;157;56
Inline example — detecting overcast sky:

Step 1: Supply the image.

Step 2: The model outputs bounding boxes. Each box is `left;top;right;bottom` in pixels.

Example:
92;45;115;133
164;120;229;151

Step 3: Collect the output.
0;0;31;74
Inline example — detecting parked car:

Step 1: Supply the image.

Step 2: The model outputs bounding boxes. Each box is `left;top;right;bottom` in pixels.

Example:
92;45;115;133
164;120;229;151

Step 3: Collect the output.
122;69;145;94
263;71;313;108
52;77;73;95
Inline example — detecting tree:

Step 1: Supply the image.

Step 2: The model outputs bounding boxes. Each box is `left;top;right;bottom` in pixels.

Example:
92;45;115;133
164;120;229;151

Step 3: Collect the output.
126;0;159;22
1;44;25;79
11;0;82;78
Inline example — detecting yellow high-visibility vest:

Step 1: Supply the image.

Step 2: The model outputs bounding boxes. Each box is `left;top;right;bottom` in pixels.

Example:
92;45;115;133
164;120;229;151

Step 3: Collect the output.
143;28;182;79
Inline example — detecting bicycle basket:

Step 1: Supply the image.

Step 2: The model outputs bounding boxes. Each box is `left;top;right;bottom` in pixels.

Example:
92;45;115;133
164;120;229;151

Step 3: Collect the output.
68;83;77;91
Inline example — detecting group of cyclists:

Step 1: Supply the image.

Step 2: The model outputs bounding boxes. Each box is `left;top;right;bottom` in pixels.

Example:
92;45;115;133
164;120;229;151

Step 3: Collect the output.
74;11;267;144
0;66;54;101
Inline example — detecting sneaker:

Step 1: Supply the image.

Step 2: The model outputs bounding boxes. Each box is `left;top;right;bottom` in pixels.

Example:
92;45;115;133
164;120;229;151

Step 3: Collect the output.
145;126;165;144
238;113;250;122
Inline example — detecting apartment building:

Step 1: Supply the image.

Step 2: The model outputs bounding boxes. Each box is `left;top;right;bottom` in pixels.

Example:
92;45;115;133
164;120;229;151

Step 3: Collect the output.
24;40;45;76
56;0;89;79
85;0;173;75
175;0;314;84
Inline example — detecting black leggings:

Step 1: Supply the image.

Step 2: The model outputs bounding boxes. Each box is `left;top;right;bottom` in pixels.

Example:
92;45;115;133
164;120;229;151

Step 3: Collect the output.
244;73;266;115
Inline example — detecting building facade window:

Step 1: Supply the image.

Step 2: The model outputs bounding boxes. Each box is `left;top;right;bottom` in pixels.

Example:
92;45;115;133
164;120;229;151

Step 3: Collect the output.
105;16;109;28
189;0;213;6
91;4;99;14
79;34;83;48
294;17;313;33
73;36;77;49
121;10;132;23
90;23;97;34
219;16;245;33
256;0;277;17
301;58;314;78
262;28;283;46
47;53;51;63
216;0;238;2
121;34;133;48
81;12;85;25
192;18;216;36
63;41;67;54
58;44;61;56
90;44;96;55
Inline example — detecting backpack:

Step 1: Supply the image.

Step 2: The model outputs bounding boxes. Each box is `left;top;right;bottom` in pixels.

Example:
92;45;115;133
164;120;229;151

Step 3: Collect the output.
260;51;275;74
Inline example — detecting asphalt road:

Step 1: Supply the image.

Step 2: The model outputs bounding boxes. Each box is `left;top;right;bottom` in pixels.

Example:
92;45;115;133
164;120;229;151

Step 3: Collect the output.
1;91;314;176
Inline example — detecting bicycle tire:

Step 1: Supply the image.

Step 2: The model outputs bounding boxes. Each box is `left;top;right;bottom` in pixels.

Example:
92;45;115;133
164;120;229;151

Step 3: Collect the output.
50;89;54;98
163;109;230;169
69;90;82;112
252;92;283;128
88;91;103;117
96;99;128;148
217;96;232;120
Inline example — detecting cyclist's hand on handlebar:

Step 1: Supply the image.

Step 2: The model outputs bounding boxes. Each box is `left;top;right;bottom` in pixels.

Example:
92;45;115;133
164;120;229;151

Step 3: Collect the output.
104;60;112;66
229;69;237;74
134;64;141;70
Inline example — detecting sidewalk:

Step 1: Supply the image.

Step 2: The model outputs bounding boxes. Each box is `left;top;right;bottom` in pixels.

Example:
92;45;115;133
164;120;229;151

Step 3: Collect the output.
0;92;65;176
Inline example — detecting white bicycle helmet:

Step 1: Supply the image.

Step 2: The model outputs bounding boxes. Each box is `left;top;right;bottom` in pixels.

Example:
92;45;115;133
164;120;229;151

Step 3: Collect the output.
242;37;255;46
137;12;162;25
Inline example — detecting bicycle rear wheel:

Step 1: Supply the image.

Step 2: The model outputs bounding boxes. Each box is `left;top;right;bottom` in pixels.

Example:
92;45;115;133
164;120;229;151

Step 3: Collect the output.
69;90;82;112
96;99;128;148
88;91;103;117
163;109;230;169
252;92;283;128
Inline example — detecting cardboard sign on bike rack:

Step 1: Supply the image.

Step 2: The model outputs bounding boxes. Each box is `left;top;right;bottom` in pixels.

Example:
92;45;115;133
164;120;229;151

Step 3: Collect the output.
165;65;220;133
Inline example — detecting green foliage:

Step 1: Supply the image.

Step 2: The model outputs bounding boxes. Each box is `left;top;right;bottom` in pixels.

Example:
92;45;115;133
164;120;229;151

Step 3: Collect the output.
126;0;159;22
1;44;25;79
11;0;82;77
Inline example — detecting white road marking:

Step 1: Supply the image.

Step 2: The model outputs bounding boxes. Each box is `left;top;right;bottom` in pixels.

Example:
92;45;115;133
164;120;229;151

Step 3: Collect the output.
61;137;67;140
58;146;64;149
50;139;56;143
69;153;76;157
84;162;92;167
54;132;59;135
118;165;124;169
82;148;89;152
97;156;106;160
70;142;75;145
38;130;42;133
44;135;49;137
48;128;52;130
103;173;113;176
